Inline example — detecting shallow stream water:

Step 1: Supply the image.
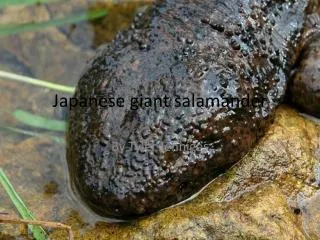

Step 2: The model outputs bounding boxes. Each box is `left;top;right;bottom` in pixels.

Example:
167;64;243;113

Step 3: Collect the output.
0;1;150;238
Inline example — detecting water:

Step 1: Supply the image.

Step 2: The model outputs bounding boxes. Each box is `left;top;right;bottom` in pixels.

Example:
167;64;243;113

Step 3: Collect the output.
0;1;150;238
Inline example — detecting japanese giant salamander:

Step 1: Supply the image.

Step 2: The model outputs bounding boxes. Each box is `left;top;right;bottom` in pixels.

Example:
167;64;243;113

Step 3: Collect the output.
67;0;320;219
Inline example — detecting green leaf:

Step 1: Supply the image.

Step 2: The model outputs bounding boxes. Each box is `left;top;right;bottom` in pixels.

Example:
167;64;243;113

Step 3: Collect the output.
0;70;75;94
0;168;47;240
0;126;65;144
0;9;108;37
0;0;59;8
13;110;67;132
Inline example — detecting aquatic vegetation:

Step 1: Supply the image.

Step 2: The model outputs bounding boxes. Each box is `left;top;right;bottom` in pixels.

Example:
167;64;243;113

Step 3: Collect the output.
0;0;108;37
0;126;65;144
0;0;59;8
13;110;67;132
0;168;47;240
0;9;108;37
0;70;75;94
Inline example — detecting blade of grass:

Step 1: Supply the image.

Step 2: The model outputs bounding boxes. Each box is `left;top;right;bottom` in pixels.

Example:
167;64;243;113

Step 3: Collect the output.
0;70;75;94
13;110;67;132
0;215;73;240
0;9;108;37
0;168;47;240
0;0;60;8
0;126;65;144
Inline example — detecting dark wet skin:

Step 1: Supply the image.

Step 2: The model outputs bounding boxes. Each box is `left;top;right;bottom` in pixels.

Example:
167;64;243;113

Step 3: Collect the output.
289;14;320;116
67;0;320;219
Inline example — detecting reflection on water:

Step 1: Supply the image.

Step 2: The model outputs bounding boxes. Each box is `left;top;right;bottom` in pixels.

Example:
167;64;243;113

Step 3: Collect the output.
0;1;151;238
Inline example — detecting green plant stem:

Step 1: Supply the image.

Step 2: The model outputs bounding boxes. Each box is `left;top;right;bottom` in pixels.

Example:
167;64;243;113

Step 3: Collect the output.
13;110;67;132
0;70;75;94
0;126;65;144
0;9;108;37
0;0;59;8
0;169;47;240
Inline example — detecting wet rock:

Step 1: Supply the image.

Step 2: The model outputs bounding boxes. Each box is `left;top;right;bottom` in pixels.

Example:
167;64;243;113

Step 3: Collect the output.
0;0;93;86
300;192;320;238
0;1;93;119
79;184;307;240
0;138;72;238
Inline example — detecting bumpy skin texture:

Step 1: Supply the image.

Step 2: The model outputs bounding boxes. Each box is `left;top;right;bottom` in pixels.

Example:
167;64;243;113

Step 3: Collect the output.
67;0;318;218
